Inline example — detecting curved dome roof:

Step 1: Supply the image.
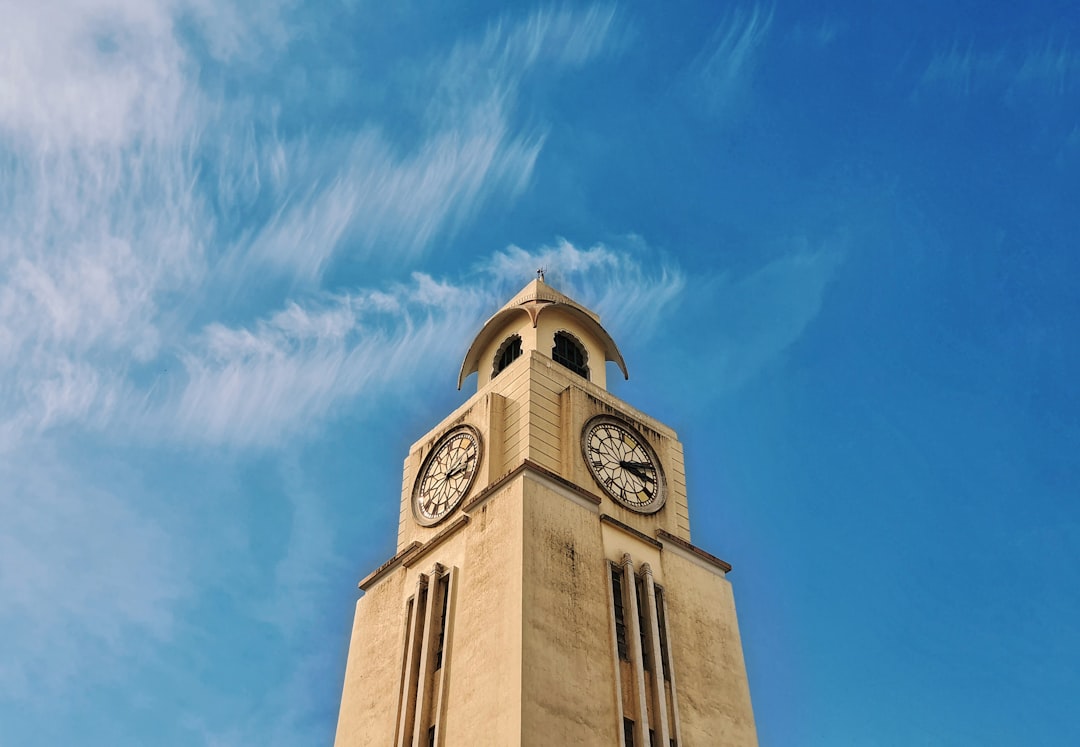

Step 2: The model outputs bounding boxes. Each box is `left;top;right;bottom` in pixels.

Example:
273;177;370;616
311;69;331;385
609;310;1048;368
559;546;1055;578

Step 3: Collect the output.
457;280;629;389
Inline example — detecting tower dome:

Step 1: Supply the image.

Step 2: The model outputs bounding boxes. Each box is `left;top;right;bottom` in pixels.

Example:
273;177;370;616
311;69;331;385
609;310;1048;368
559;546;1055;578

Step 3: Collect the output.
457;279;629;390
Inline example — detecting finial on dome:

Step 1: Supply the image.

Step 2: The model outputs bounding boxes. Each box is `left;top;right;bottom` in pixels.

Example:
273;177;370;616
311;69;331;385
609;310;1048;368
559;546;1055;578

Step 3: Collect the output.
536;267;545;282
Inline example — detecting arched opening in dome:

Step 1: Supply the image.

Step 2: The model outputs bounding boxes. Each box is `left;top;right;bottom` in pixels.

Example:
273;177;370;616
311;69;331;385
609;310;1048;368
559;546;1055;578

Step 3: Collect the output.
552;331;589;379
492;334;523;379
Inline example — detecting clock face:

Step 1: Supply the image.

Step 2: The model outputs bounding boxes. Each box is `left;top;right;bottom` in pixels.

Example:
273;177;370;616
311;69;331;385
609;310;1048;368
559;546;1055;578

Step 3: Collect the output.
413;426;482;526
582;416;666;513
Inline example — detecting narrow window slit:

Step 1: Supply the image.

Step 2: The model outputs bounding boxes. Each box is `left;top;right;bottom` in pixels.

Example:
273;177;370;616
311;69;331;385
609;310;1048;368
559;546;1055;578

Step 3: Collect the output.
434;574;450;670
611;564;629;661
655;585;671;681
635;575;650;671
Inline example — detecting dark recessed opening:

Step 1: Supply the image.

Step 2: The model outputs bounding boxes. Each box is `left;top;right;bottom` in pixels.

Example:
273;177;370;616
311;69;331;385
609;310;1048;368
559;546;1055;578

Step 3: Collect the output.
552;331;588;379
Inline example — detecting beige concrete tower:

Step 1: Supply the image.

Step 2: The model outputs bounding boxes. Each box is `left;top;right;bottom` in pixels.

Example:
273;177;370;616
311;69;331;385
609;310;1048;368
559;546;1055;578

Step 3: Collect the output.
334;279;757;747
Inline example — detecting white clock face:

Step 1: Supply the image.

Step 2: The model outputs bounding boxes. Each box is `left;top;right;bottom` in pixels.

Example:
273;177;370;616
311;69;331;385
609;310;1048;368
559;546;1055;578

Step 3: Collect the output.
582;416;666;513
413;426;482;526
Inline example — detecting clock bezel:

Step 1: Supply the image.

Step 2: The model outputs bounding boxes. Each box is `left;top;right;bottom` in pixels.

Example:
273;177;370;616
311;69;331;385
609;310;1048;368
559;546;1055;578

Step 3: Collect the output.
412;424;483;527
580;415;667;514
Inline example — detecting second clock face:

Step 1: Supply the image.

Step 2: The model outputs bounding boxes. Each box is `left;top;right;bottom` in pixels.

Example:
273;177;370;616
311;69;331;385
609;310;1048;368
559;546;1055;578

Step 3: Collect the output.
582;416;666;513
413;426;482;526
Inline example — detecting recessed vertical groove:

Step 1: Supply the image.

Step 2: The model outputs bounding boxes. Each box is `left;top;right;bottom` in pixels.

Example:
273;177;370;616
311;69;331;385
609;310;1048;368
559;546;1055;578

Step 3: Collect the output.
622;553;650;746
396;574;429;747
640;564;670;745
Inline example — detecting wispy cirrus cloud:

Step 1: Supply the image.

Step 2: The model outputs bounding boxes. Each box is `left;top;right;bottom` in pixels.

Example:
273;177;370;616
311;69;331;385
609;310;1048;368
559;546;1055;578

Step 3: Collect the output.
486;236;842;396
241;121;543;283
696;242;844;392
0;0;183;149
921;38;1080;97
790;17;842;48
167;239;680;447
0;0;215;449
0;0;286;721
432;3;618;112
687;4;774;117
240;5;619;283
168;279;485;446
486;237;686;339
0;2;621;448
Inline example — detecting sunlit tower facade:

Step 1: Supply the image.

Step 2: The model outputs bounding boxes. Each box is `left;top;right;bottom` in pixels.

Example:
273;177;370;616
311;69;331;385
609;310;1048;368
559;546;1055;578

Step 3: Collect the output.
334;279;757;746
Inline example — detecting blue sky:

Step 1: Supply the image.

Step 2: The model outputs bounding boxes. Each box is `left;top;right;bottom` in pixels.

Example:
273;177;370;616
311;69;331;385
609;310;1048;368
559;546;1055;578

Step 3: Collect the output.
1;1;1078;745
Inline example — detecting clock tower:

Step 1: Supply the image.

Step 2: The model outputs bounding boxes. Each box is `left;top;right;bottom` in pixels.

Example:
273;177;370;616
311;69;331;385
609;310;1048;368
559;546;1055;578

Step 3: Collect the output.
333;279;757;746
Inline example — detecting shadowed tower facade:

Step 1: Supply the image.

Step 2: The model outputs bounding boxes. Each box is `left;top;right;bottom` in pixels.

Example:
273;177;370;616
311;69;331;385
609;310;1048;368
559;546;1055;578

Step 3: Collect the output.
334;279;757;746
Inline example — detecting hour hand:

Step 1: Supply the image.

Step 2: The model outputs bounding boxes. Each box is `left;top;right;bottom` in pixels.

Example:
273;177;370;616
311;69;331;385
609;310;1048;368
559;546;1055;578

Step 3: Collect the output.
619;461;653;480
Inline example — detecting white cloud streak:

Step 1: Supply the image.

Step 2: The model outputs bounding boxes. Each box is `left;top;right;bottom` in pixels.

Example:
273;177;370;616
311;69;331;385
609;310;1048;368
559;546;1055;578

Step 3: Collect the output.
167;239;682;448
921;38;1080;97
241;5;617;282
0;0;210;449
487;237;687;339
688;4;773;117
0;0;182;149
0;2;621;448
700;244;843;391
169;282;484;446
243;122;543;282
